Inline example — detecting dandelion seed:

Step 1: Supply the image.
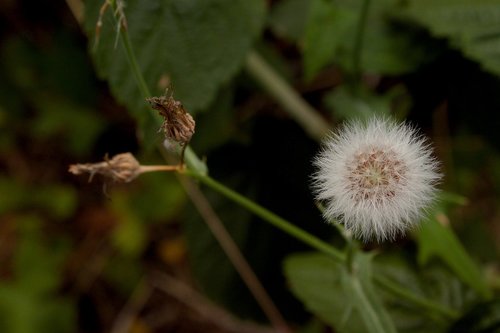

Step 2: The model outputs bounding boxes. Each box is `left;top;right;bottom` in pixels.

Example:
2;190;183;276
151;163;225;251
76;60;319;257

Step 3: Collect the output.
313;117;441;242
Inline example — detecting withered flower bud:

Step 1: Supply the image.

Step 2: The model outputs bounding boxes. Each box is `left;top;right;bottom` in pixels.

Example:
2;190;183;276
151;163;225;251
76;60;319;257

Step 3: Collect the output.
69;153;141;183
146;91;195;146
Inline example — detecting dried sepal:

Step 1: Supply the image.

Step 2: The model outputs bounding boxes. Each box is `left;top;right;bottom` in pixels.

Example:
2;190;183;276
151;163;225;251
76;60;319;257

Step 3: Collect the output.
146;90;195;146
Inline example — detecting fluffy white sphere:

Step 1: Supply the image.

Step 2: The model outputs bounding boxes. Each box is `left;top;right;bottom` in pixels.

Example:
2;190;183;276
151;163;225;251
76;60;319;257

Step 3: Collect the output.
313;117;441;242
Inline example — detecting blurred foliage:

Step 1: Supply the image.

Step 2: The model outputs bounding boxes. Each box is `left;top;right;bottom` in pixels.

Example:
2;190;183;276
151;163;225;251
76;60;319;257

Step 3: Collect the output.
0;0;499;332
284;251;397;333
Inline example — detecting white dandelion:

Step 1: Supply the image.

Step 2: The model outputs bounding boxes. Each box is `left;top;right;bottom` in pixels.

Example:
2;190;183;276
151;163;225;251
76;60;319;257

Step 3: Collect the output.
313;117;441;242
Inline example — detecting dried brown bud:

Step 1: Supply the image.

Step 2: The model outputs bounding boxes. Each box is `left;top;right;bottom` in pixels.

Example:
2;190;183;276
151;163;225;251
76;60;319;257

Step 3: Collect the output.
68;153;141;183
146;91;195;145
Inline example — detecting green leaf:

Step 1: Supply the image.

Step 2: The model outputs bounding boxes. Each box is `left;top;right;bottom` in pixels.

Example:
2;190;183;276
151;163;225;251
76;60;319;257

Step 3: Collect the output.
373;253;475;333
302;0;428;79
84;0;265;137
303;0;354;80
189;85;236;154
401;0;500;76
284;252;397;333
416;212;492;299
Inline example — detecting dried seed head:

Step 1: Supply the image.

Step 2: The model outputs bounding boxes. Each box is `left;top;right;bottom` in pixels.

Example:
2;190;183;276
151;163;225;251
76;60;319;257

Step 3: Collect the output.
69;153;141;183
313;117;441;242
146;91;195;145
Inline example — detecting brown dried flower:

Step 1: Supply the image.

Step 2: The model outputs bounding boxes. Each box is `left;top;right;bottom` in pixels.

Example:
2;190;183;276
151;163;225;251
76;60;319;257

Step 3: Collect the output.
68;153;180;183
69;153;141;183
146;91;195;146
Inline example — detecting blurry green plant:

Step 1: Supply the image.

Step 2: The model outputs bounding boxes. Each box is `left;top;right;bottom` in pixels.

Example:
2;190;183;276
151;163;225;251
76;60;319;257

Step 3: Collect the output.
76;0;500;332
0;217;75;333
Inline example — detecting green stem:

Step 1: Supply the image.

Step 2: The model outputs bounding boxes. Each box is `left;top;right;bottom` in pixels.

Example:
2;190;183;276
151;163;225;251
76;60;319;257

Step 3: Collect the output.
120;32;151;101
245;51;330;141
185;170;346;263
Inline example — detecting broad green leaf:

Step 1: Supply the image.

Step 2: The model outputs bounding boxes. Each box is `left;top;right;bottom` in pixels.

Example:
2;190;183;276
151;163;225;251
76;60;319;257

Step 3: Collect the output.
416;212;492;299
401;0;500;77
284;252;397;333
84;0;265;139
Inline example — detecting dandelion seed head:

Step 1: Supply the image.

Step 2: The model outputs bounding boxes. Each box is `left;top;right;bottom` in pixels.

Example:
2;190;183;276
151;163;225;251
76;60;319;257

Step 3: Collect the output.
313;117;441;242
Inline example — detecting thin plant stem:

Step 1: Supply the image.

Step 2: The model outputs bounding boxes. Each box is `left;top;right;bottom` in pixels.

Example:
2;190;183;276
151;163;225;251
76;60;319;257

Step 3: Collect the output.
149;271;278;333
120;31;152;103
110;278;152;333
138;165;180;173
176;173;292;333
185;170;346;263
245;51;330;141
